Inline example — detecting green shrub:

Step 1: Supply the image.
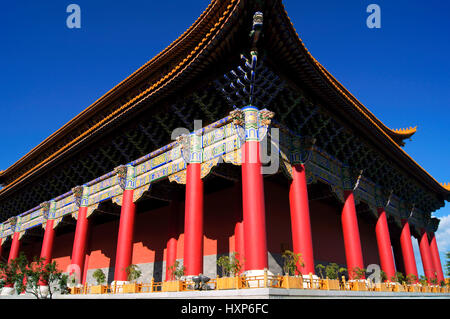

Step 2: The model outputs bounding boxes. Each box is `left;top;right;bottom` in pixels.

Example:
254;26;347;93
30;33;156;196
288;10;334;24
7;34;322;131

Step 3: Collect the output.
92;269;106;285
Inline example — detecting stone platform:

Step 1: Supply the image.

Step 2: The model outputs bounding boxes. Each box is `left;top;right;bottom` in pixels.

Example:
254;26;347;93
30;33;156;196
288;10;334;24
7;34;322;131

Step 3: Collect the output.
1;288;449;299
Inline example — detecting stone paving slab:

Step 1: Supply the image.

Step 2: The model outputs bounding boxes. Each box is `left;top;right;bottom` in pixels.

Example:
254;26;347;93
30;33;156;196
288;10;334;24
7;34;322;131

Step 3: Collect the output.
1;288;449;299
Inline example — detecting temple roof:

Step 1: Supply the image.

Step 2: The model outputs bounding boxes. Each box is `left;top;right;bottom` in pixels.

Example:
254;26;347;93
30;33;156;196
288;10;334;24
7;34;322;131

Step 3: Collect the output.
0;0;449;201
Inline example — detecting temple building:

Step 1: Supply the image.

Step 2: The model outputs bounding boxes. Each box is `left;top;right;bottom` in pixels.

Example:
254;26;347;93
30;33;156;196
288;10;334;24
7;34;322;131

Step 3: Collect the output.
0;0;448;293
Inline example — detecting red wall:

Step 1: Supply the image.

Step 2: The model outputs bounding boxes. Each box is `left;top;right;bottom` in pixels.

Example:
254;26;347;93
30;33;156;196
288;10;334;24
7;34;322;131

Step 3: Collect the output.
15;180;381;274
310;200;347;265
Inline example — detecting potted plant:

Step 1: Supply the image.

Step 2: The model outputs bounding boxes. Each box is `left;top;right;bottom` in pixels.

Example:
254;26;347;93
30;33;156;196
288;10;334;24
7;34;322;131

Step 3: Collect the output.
315;264;325;280
123;264;142;293
349;267;367;291
390;272;406;292
321;263;343;290
216;252;243;290
67;273;79;294
405;274;420;292
430;275;439;292
439;280;446;293
418;275;430;293
280;250;304;289
91;269;107;294
162;260;185;292
372;270;389;292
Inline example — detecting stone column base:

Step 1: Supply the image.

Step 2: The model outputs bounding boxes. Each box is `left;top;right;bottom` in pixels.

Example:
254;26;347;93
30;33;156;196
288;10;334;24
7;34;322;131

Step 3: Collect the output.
38;285;49;298
244;269;274;288
303;274;320;289
1;287;15;296
110;280;129;293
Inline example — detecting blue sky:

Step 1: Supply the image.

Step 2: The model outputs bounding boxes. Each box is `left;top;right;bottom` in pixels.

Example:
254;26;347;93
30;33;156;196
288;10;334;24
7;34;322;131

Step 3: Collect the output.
0;1;448;276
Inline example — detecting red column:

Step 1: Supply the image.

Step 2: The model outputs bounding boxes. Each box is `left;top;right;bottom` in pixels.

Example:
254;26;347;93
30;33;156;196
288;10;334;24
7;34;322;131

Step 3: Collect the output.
341;190;365;279
114;189;137;282
4;232;21;288
375;207;396;281
71;206;90;284
242;140;268;272
418;230;436;281
399;219;418;280
40;219;55;265
184;163;204;276
429;233;445;282
233;182;245;273
289;164;314;275
8;232;21;263
234;221;245;272
38;219;56;286
166;200;180;281
82;252;90;285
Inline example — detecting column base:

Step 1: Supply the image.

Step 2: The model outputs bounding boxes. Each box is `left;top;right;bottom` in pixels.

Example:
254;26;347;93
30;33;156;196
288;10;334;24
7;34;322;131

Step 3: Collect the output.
38;285;49;298
302;274;320;289
244;269;274;288
1;287;15;296
111;280;129;293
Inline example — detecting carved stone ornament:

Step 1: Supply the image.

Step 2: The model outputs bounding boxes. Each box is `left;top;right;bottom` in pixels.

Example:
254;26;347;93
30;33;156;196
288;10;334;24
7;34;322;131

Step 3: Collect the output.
8;216;17;232
176;134;191;163
40;202;51;220
259;109;275;127
72;186;84;207
342;167;363;191
230;109;245;127
290;136;316;165
114;165;128;190
253;11;263;26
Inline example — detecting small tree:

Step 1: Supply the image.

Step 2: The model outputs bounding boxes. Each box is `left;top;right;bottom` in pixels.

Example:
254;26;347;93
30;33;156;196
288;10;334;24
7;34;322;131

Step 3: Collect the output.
350;267;366;280
315;264;325;279
378;270;387;283
67;273;78;288
92;269;106;285
126;264;142;283
391;272;405;284
419;275;428;286
338;266;347;280
168;260;185;281
406;273;417;285
325;263;346;280
430;274;438;286
217;252;242;277
282;250;304;276
0;252;68;299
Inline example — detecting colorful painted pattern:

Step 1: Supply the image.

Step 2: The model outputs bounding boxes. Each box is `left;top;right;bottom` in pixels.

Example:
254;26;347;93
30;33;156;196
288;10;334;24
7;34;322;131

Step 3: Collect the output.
0;108;434;239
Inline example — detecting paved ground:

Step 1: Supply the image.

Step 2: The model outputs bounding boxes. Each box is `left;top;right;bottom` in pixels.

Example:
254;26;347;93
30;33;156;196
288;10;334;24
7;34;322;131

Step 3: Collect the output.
1;288;449;299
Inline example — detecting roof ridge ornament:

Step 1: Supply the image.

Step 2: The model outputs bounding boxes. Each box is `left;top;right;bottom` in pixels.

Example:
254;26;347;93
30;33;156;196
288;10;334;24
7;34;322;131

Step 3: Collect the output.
250;11;263;56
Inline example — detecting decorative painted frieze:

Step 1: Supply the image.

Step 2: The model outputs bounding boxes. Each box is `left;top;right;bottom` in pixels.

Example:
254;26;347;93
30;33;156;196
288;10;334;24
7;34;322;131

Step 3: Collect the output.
110;165;135;207
353;176;378;218
0;111;438;238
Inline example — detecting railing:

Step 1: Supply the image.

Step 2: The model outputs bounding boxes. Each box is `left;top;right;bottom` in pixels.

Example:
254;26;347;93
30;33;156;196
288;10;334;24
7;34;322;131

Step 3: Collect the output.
69;271;450;295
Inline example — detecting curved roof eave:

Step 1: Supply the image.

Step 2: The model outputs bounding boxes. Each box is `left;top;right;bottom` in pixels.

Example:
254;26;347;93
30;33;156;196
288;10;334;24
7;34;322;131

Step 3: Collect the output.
275;0;449;199
0;0;448;201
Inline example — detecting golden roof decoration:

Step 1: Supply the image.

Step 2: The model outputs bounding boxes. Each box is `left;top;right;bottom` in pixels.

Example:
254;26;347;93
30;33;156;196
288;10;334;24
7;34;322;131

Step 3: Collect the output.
392;126;417;138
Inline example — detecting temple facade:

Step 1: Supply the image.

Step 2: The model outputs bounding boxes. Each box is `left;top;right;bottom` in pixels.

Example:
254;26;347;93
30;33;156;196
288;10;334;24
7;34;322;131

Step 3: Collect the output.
0;0;448;292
